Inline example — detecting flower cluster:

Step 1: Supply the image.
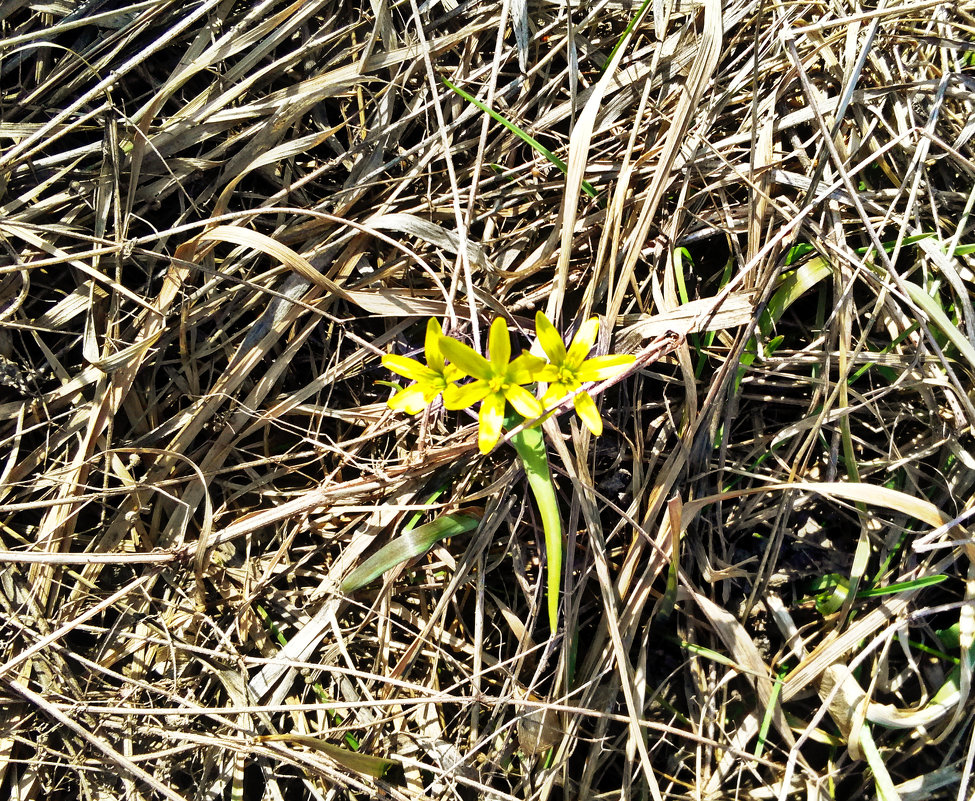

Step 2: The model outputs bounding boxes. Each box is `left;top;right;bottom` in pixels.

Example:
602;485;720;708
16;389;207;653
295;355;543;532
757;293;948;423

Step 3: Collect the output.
382;313;635;453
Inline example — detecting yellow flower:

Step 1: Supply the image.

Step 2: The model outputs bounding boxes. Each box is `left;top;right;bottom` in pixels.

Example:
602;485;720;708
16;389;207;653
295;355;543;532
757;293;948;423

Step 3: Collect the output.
532;311;634;435
382;318;462;414
440;317;546;453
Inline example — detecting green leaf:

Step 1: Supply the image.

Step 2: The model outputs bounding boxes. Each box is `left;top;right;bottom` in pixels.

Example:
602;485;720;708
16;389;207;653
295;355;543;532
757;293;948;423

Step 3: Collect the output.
762;256;831;336
443;77;598;200
341;512;481;592
257;735;401;780
856;574;947;597
902;279;975;374
674;247;692;306
509;419;562;629
811;573;850;615
601;0;652;71
754;667;786;758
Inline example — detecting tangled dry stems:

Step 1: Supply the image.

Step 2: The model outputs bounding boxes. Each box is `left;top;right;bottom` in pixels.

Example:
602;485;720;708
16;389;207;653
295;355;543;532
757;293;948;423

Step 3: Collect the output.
1;0;975;799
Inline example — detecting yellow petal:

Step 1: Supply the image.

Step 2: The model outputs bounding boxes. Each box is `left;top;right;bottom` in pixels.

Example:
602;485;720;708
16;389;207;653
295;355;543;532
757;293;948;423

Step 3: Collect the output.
566;317;599;367
573;391;603;435
533;364;560;383
576;354;635;382
439;336;493;380
542;380;578;404
488;317;511;374
443;379;490;410
478;392;506;453
383;354;437;382
425;318;446;372
504;384;544;419
388;384;429;414
443;364;465;383
507;352;548;384
534;311;567;363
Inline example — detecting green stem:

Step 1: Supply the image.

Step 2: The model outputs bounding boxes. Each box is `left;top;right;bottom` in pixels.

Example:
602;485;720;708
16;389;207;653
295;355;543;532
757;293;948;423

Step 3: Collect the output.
509;422;562;630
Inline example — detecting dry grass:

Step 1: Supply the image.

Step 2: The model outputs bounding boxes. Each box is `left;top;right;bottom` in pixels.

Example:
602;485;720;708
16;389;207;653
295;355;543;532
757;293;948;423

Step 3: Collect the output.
2;0;975;798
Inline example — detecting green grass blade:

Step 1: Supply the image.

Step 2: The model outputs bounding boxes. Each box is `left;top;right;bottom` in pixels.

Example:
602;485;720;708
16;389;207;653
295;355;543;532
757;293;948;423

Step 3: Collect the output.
257;735;400;780
857;728;901;801
754;669;786;758
856;574;948;597
761;256;831;336
443;77;598;200
341;511;481;593
255;604;360;749
902;279;975;373
601;0;653;71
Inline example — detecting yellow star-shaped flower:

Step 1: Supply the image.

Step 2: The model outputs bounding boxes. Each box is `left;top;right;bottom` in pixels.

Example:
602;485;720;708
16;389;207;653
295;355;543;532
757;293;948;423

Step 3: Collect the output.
533;311;634;435
382;318;462;414
439;317;546;453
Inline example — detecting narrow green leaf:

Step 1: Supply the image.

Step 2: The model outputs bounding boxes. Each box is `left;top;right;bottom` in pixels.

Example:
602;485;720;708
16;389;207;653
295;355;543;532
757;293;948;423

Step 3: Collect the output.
656;529;681;624
811;573;850;615
762;257;831;336
754;669;786;758
341;511;481;592
902;279;975;374
785;243;815;264
858;728;900;801
856;574;948;597
601;0;652;71
443;77;598;200
255;605;360;748
255;604;289;648
680;640;743;670
509;421;562;630
849;322;919;383
257;735;400;780
674;247;692;305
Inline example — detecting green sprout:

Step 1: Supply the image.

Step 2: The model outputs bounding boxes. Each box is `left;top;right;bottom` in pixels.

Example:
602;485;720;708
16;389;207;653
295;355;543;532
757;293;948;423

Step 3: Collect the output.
439;317;546;454
533;311;634;435
381;318;462;414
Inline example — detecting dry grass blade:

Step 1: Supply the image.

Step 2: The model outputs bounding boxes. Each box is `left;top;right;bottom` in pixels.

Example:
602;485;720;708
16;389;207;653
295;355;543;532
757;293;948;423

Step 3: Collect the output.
193;225;353;300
